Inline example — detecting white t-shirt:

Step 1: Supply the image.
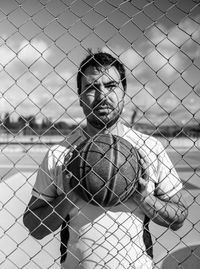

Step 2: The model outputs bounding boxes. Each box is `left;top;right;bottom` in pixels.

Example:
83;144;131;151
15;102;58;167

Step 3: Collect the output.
32;125;182;269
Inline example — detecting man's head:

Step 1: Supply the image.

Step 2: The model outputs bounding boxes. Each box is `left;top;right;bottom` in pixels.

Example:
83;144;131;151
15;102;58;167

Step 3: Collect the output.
77;51;127;129
77;51;127;96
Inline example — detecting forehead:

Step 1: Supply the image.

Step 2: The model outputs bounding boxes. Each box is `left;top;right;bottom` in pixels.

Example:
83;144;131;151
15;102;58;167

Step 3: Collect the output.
81;65;121;85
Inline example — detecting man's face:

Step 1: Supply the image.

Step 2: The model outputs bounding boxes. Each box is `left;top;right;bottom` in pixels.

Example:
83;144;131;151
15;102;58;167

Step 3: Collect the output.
80;65;125;129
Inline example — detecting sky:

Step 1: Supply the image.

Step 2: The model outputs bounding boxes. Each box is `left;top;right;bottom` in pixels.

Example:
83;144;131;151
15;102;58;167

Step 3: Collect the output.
0;0;200;127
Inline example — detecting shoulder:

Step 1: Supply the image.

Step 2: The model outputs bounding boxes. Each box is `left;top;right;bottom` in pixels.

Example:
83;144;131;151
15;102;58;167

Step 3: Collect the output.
123;124;163;152
46;128;86;169
122;125;166;173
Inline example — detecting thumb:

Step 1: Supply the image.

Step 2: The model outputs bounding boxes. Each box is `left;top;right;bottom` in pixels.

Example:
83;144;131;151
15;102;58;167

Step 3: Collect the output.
65;171;73;180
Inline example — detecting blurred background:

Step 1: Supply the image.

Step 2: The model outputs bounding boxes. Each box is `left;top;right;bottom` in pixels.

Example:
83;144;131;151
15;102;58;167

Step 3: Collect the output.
1;0;200;139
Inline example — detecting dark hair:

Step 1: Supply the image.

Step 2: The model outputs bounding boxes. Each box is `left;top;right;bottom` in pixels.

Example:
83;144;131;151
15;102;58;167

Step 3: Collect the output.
77;51;127;95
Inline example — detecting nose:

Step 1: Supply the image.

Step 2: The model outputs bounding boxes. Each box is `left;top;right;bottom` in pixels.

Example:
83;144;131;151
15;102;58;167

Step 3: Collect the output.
96;85;108;101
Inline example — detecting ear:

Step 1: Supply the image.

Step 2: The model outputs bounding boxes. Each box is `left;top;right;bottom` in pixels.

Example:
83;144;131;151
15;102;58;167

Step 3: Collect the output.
79;97;83;107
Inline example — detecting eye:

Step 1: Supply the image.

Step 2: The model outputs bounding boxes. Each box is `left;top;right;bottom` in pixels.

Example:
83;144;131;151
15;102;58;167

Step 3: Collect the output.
106;83;118;91
84;85;96;93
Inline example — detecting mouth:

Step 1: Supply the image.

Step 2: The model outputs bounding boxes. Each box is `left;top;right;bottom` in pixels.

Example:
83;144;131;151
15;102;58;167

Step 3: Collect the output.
94;106;112;113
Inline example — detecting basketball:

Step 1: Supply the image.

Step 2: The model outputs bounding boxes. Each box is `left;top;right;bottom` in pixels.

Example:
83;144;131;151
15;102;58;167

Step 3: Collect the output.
67;134;141;207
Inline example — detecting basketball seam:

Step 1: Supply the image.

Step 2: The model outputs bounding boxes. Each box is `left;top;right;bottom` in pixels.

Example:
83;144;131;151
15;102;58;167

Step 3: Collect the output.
107;135;119;205
82;139;93;202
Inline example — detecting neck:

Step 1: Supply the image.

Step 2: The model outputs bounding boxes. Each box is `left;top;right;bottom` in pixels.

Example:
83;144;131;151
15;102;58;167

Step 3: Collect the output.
84;120;124;138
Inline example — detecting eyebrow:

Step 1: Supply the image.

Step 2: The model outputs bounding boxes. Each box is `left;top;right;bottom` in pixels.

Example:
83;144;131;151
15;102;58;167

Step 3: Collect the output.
84;80;119;89
104;81;119;86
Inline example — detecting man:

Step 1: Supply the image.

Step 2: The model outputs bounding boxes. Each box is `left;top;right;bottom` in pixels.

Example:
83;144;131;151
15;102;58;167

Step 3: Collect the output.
23;51;188;269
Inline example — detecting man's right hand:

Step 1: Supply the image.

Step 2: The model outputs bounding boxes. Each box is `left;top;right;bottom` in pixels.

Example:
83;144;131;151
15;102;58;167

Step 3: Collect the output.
62;146;79;207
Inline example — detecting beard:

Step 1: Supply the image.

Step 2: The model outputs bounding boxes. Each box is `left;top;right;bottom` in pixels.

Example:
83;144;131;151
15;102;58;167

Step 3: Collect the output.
87;113;121;129
87;102;123;129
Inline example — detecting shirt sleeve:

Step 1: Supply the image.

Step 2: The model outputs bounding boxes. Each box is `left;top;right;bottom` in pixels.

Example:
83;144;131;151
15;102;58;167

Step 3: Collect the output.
32;145;67;201
155;141;183;199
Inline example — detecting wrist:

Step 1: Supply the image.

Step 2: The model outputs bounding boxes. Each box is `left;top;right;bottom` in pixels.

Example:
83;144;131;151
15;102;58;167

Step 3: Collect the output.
133;191;155;207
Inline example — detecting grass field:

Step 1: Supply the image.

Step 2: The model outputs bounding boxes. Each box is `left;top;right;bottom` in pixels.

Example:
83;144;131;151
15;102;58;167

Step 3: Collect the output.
0;143;200;269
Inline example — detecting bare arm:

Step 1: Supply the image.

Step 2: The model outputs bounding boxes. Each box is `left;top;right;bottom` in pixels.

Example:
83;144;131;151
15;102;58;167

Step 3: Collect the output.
132;177;188;230
23;146;78;240
23;192;77;240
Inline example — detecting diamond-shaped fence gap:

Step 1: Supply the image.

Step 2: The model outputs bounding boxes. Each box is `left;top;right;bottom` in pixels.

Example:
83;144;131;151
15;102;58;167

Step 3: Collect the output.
131;61;156;85
66;46;88;67
15;98;40;120
168;26;191;49
16;72;40;95
189;3;200;19
0;245;18;269
156;38;179;61
131;10;155;33
182;64;200;88
19;0;44;17
179;17;200;38
166;4;189;25
0;8;7;23
176;0;197;14
144;25;167;48
0;0;19;15
6;247;30;269
80;32;107;51
132;35;155;60
181;92;200;117
40;98;66;120
42;45;66;68
81;7;105;29
44;0;69;17
66;0;91;18
145;50;169;73
143;1;164;22
68;20;92;42
32;7;55;30
8;7;30;29
12;151;40;174
42;73;64;94
57;8;81;32
170;76;193;99
17;44;42;68
5;58;29;82
169;50;193;75
94;20;118;43
109;33;134;53
0;44;16;67
4;84;28;109
181;149;200;171
63;97;84;122
55;32;80;55
90;0;115;18
145;78;168;103
19;20;42;42
120;21;143;44
118;0;141;18
104;6;129;30
44;20;67;42
0;69;15;93
31;31;53;49
170;106;193;128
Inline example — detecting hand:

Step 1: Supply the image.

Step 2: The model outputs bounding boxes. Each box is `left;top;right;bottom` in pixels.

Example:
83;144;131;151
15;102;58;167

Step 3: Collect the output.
132;151;155;205
62;146;79;205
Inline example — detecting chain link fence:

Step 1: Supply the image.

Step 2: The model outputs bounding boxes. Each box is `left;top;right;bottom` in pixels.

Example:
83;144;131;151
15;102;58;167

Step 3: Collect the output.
0;0;200;268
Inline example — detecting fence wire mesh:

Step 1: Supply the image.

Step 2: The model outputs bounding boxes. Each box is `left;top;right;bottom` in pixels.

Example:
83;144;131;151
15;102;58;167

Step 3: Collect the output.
0;0;200;268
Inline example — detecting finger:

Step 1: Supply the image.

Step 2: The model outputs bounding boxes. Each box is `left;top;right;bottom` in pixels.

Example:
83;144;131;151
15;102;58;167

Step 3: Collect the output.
138;150;155;181
65;171;73;180
65;145;77;162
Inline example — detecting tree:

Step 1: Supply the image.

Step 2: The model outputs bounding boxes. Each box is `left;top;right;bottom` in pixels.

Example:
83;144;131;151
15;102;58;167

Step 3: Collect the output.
3;112;12;130
130;107;138;126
